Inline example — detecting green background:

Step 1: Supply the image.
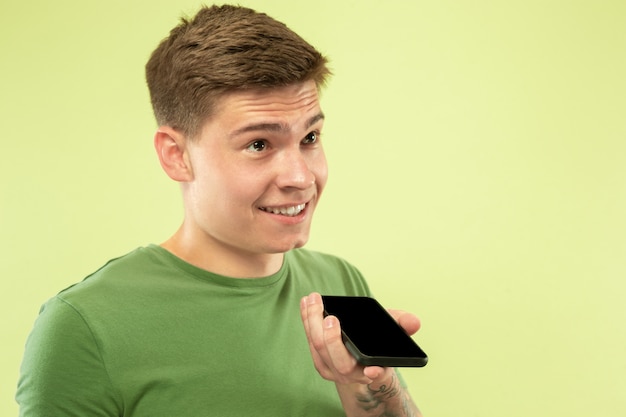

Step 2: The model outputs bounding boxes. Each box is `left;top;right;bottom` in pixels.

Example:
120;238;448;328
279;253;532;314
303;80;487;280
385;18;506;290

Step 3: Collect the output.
2;0;625;415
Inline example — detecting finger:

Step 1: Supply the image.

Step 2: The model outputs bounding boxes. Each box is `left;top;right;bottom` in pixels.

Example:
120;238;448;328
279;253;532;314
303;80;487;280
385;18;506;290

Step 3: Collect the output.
304;294;371;384
300;295;312;339
322;315;370;384
363;365;392;382
387;309;421;335
304;293;327;352
301;293;334;379
307;338;335;380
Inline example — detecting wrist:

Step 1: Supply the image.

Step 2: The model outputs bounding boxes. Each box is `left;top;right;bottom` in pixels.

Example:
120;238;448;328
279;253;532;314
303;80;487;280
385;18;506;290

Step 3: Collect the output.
362;371;401;402
336;371;422;417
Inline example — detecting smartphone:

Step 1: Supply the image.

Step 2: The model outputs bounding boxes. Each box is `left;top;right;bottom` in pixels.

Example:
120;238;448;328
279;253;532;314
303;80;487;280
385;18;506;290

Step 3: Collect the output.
321;295;428;367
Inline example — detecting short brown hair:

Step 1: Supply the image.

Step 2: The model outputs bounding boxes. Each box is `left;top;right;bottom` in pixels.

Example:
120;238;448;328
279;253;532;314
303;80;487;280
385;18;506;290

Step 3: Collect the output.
145;4;331;138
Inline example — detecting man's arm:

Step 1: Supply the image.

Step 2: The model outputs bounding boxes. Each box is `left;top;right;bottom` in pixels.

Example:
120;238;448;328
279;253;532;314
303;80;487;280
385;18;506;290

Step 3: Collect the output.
335;368;422;417
300;293;423;417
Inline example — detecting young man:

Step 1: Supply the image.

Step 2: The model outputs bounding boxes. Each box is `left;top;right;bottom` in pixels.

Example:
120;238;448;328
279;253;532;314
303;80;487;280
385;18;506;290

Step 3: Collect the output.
17;5;423;416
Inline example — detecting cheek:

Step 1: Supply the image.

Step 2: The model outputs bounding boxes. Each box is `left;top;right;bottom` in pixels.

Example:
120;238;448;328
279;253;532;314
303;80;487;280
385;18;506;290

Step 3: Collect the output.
208;164;270;209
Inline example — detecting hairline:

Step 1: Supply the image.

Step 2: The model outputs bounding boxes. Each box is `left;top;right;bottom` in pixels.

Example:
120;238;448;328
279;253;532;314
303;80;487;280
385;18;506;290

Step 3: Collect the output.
185;79;328;140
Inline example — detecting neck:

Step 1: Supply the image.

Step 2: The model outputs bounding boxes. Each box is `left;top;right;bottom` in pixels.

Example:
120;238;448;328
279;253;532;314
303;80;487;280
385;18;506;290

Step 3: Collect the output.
161;225;285;278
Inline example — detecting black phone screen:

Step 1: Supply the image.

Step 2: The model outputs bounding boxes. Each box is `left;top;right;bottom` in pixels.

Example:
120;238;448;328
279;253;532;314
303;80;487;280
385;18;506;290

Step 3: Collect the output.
321;295;428;367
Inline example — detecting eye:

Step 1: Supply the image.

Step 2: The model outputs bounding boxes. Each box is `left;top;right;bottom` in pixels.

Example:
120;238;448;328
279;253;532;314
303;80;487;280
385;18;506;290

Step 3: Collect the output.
302;131;318;145
246;140;267;152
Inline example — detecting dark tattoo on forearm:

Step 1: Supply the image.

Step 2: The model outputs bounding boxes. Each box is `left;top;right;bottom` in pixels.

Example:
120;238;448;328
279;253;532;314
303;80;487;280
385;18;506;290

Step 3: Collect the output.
367;375;400;401
354;374;419;417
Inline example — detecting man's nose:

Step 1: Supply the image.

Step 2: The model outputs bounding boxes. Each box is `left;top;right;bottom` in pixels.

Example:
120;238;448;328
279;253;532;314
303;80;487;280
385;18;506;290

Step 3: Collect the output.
275;148;316;189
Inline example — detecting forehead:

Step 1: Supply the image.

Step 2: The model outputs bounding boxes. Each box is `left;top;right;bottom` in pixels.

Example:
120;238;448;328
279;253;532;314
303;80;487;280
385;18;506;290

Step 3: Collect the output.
213;80;321;125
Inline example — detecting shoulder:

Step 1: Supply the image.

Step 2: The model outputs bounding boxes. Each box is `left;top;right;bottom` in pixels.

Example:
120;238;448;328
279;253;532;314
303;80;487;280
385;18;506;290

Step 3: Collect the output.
40;245;168;320
57;245;159;298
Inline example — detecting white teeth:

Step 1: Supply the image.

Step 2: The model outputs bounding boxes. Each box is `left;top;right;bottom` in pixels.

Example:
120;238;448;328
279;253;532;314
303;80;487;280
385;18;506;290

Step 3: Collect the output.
262;203;306;217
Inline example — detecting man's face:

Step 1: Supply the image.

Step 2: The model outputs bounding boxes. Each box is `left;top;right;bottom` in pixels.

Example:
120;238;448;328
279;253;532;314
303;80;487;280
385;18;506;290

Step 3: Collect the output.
183;80;328;261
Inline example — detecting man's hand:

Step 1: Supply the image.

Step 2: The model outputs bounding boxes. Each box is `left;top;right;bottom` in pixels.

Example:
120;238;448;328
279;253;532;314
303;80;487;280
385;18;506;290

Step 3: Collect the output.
300;292;423;417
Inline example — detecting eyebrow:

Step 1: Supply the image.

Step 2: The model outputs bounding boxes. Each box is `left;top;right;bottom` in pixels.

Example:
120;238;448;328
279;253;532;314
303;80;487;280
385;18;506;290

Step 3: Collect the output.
229;112;325;138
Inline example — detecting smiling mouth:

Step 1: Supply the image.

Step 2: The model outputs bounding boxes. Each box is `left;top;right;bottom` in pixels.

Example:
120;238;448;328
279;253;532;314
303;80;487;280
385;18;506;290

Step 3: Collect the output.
259;203;307;217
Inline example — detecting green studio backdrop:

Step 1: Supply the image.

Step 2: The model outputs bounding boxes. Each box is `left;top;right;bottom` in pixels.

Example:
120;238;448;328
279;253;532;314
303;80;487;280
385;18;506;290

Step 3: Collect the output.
1;0;625;416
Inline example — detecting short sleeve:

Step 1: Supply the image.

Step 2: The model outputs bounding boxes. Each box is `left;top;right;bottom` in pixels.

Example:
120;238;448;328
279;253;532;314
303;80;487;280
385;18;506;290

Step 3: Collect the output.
16;297;122;417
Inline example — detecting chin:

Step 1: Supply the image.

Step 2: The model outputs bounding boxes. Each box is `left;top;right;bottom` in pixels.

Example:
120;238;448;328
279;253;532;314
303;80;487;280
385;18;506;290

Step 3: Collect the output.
269;236;309;254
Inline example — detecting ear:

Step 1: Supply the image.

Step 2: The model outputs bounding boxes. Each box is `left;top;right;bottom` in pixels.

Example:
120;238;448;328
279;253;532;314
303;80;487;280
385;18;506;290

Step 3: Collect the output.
154;126;194;182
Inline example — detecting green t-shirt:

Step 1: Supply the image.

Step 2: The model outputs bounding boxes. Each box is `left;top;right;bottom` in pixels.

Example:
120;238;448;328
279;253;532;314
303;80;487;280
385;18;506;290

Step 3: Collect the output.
17;245;372;417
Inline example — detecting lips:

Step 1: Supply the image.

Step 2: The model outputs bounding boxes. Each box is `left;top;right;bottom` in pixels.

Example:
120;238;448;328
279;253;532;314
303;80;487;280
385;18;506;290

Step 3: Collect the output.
259;203;306;217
